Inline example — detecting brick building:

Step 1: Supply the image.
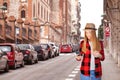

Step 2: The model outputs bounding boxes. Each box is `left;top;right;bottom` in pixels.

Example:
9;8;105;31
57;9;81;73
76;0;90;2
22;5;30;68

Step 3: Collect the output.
104;0;120;67
0;0;80;45
71;0;81;44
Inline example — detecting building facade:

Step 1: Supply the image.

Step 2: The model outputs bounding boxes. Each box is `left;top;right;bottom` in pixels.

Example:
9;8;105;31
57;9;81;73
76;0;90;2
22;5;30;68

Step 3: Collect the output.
0;0;80;45
71;0;81;44
104;0;120;67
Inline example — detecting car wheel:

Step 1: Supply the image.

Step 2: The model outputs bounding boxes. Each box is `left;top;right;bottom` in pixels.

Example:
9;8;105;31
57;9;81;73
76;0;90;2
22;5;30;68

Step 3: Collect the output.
48;52;51;58
12;62;17;69
57;53;59;56
35;58;38;63
4;62;9;72
21;61;25;67
42;54;46;60
29;59;33;64
29;55;34;64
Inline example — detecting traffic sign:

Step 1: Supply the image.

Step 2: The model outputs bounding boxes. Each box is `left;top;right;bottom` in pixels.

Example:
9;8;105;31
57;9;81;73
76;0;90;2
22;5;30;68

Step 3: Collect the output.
105;27;110;37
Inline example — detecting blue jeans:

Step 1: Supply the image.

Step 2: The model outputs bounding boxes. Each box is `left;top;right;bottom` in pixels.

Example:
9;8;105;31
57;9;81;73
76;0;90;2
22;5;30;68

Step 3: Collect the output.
80;70;101;80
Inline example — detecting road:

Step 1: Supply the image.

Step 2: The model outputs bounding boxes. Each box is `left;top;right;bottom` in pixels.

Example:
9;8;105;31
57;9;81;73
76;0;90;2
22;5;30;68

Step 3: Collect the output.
0;53;80;80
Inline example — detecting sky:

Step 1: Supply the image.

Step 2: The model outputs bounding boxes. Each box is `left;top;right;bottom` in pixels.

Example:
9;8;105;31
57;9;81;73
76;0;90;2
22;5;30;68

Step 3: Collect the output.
79;0;103;37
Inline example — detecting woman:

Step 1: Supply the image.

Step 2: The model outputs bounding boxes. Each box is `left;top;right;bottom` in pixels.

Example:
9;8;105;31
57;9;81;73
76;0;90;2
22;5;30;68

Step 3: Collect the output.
76;23;105;80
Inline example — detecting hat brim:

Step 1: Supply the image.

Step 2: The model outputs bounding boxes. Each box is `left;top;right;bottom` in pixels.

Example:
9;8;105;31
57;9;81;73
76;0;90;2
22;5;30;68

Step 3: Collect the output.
84;28;97;30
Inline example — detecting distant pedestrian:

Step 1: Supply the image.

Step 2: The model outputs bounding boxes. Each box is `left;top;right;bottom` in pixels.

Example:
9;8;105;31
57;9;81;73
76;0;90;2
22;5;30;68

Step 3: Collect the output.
76;23;105;80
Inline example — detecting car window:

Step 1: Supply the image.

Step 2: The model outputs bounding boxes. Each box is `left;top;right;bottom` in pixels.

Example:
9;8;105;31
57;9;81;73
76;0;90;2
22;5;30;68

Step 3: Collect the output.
17;44;30;50
62;45;68;47
40;44;47;49
0;46;12;52
29;45;34;50
34;46;42;51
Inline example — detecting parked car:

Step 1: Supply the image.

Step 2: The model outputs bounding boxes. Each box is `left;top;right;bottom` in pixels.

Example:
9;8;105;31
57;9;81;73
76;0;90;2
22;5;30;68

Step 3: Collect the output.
49;43;59;56
40;43;54;58
33;45;49;60
0;49;9;72
17;44;38;64
59;44;73;53
72;44;79;52
0;43;24;69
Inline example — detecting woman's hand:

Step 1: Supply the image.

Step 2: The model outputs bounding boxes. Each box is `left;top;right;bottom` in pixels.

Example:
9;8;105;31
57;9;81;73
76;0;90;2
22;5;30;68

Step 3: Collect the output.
76;55;82;61
93;51;102;58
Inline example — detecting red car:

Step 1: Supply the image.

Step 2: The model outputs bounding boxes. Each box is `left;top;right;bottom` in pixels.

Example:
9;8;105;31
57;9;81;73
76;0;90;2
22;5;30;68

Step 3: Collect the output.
60;44;73;53
0;43;24;69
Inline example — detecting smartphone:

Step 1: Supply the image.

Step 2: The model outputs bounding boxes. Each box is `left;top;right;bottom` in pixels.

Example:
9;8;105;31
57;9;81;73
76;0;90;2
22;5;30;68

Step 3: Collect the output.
75;50;79;55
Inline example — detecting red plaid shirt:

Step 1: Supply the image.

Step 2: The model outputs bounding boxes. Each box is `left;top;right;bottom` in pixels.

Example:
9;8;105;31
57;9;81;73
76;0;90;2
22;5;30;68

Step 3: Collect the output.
79;40;105;78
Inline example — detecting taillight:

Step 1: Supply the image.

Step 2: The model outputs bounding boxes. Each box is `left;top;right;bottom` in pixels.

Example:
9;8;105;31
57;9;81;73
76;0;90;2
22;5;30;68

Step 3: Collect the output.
7;52;14;60
25;50;30;54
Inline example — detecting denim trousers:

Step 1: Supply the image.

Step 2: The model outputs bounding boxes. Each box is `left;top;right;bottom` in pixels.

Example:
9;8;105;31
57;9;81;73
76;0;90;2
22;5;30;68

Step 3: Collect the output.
80;70;101;80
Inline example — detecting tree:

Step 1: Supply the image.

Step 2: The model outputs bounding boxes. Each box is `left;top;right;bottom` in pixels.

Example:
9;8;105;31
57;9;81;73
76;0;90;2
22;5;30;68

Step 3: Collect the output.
98;24;103;40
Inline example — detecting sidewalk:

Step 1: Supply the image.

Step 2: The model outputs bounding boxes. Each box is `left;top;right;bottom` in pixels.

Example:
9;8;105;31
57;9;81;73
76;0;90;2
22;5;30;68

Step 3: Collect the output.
102;52;120;80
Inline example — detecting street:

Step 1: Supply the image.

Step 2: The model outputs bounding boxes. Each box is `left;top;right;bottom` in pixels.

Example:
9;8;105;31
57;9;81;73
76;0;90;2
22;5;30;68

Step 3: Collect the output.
0;53;80;80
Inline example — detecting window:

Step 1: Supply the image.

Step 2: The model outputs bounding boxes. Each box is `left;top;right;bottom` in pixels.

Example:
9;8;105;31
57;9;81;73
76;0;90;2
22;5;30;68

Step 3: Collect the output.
22;28;26;37
28;29;32;37
5;24;12;36
47;11;48;21
41;6;43;19
44;8;45;20
34;30;37;38
38;2;40;16
47;12;49;21
33;4;35;17
21;10;25;18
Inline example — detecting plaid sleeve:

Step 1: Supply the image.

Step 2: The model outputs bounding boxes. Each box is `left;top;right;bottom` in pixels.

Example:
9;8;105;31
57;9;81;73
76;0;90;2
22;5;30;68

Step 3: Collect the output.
79;40;84;56
99;41;105;61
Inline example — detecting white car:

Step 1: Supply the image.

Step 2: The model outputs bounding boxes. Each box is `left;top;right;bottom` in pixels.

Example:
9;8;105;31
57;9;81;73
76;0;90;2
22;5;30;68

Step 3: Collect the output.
49;43;59;56
0;50;9;72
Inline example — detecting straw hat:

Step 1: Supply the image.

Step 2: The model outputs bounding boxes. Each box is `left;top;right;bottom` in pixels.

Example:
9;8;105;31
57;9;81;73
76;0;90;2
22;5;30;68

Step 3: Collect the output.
84;23;97;30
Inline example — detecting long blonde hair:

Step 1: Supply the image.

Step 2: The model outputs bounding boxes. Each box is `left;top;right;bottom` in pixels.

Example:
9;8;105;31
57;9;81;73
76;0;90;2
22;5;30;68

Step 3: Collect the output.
82;23;101;53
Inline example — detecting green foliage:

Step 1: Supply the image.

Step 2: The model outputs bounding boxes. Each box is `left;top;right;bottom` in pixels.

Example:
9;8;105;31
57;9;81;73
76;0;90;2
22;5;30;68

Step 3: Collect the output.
98;25;103;40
